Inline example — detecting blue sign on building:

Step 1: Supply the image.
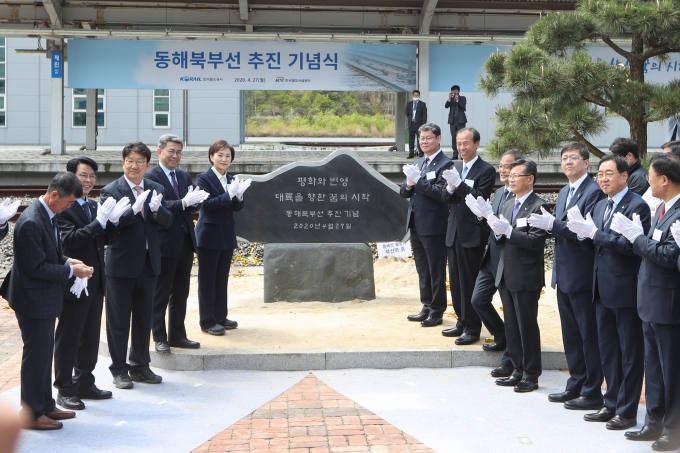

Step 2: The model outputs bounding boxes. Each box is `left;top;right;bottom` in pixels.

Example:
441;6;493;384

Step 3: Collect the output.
51;51;62;78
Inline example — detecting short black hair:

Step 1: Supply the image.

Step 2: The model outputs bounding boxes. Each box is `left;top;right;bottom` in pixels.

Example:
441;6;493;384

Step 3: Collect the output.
47;172;82;199
501;149;523;161
412;90;420;95
451;85;460;91
662;140;680;156
509;159;538;183
560;142;590;160
122;142;152;162
418;123;441;137
650;154;680;185
66;156;98;174
609;137;640;160
456;127;480;144
598;154;629;174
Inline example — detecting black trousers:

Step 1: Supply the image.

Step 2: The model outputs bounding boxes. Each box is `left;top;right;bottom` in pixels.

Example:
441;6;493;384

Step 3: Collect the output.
197;247;234;330
408;128;421;156
54;292;104;396
498;279;542;382
557;288;603;399
409;228;448;316
105;255;156;377
447;241;485;336
15;313;56;420
450;122;465;157
470;259;512;368
596;300;644;419
643;321;680;435
152;233;194;342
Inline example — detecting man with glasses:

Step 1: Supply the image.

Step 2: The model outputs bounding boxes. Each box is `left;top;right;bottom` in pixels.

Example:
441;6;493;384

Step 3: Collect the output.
145;134;208;354
528;142;606;409
401;123;453;327
609;138;649;195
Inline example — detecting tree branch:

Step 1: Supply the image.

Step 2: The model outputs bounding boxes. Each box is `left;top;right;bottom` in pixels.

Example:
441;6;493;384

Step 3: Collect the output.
641;46;680;60
571;129;605;158
599;35;631;60
582;93;608;108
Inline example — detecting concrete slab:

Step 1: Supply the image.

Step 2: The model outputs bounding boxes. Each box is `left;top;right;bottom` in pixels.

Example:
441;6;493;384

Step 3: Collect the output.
203;350;327;371
325;347;453;370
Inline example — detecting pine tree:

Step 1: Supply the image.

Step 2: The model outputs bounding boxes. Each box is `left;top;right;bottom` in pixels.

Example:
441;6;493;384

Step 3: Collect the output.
479;0;680;158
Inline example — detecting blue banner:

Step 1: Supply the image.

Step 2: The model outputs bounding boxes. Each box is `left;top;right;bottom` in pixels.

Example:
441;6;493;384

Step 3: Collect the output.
51;50;63;79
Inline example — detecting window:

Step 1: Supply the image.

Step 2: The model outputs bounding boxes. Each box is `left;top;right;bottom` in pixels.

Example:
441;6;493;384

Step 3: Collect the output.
72;89;105;127
153;89;170;128
0;38;6;127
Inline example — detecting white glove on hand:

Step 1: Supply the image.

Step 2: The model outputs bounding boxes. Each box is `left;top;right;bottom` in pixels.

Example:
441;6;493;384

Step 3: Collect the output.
0;198;20;225
228;177;241;199
611;212;644;243
566;205;585;222
69;277;89;299
132;189;151;215
148;190;163;213
567;212;598;240
489;214;513;238
475;196;494;219
465;194;483;218
182;186;210;207
95;197;116;225
671;220;680;241
235;178;252;199
402;165;420;187
108;197;131;224
527;207;555;231
442;168;462;192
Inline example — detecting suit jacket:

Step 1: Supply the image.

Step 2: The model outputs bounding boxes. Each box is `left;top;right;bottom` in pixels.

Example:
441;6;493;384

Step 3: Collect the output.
57;199;119;301
481;186;515;278
445;95;467;125
0;224;7;242
399;152;453;236
7;200;71;319
550;176;605;292
100;176;174;278
627;161;650;196
633;200;680;324
494;192;548;292
144;165;198;258
442;157;496;248
405;100;427;131
579;190;651;309
195;170;245;250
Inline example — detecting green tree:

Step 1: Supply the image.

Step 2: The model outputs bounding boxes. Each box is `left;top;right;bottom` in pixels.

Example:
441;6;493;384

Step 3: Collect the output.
479;0;680;158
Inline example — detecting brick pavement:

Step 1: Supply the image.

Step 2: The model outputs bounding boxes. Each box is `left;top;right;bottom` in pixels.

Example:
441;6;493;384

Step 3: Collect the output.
192;373;435;453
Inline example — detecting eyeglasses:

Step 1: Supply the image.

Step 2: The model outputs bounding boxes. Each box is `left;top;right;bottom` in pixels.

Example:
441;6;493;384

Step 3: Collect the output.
124;160;148;167
508;174;530;180
561;155;585;162
76;173;96;181
498;165;512;170
164;150;182;156
419;136;437;142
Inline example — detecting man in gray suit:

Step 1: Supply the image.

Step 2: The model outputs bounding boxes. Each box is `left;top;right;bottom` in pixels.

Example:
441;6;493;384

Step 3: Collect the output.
7;173;93;430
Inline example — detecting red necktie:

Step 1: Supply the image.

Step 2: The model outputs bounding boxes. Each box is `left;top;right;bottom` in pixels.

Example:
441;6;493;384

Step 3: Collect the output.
658;204;666;222
133;185;145;219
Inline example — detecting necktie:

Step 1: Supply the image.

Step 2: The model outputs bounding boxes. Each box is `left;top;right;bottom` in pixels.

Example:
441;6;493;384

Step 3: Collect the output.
421;157;430;173
133;185;145;219
83;202;92;222
512;200;521;222
658;204;666;222
565;186;575;208
603;198;614;226
497;189;510;215
461;164;468;181
169;171;181;199
51;216;59;243
412;102;418;120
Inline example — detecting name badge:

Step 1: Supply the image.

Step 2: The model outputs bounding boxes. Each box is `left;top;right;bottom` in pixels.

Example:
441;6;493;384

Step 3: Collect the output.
426;171;436;180
652;229;663;241
516;218;528;228
464;179;475;188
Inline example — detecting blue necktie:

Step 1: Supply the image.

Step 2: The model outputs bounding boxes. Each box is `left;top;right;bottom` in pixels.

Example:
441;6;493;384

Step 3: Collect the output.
512;200;521;222
52;216;59;242
497;189;510;215
603;198;615;226
461;164;468;181
566;186;575;208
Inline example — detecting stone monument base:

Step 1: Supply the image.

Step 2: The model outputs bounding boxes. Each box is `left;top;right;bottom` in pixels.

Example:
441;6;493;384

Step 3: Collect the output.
263;243;375;302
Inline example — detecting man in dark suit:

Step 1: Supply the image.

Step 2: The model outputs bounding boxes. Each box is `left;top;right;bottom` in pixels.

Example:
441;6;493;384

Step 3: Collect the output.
405;90;427;159
610;138;649;195
53;157;124;411
468;150;522;376
7;173;93;430
145;134;208;354
566;154;649;430
400;123;453;327
100;142;174;390
528;142;606;409
480;159;548;393
444;85;467;160
439;128;496;344
614;154;680;451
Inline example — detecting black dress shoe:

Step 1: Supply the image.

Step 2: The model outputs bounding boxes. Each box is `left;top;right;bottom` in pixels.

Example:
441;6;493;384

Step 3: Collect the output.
564;396;604;410
653;434;680;451
221;319;238;330
407;307;429;322
202;324;226;336
607;415;637;430
56;393;85;410
490;366;513;378
155;341;170;354
584;407;614;422
548;390;580;403
496;375;521;387
514;379;539;393
113;373;133;390
406;154;415;159
482;341;506;352
625;425;662;441
455;333;480;345
421;315;443;327
168;338;201;349
441;326;463;337
77;385;112;400
129;368;162;384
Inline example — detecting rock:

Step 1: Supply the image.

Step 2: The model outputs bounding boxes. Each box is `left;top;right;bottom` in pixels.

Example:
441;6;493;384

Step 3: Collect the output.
263;243;375;303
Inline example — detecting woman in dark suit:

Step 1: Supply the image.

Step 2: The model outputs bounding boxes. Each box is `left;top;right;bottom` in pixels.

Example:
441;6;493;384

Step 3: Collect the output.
195;140;245;335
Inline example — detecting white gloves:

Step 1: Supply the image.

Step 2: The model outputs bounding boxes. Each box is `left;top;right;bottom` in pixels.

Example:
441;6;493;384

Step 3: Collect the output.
148;190;163;213
182;186;210;207
671;220;680;241
228;181;240;199
527;207;555;231
465;194;483;217
442;168;462;192
132;189;151;215
567;212;598;240
95;197;116;225
108;197;131;224
488;214;513;238
69;277;89;298
234;177;252;199
402;164;420;187
611;212;644;243
0;198;20;225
